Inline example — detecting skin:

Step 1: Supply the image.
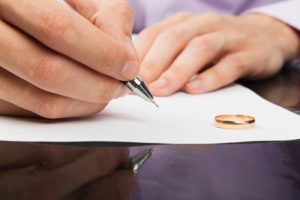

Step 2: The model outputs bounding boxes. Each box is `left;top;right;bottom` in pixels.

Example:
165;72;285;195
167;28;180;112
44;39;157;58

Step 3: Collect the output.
136;12;300;96
0;0;139;119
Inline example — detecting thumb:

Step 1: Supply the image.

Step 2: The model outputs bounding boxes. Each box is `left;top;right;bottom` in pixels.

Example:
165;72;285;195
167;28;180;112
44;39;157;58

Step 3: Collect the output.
65;0;137;59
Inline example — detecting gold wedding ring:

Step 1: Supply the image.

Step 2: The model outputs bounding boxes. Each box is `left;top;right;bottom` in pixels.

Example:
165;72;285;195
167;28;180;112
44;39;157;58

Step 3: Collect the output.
215;115;255;130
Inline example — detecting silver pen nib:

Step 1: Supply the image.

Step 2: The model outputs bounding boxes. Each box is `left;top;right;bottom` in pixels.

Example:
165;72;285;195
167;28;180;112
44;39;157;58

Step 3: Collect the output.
151;99;159;108
125;76;160;108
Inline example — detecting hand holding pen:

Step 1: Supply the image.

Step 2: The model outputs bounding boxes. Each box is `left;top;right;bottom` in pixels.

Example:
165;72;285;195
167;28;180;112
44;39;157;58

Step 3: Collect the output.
0;0;152;119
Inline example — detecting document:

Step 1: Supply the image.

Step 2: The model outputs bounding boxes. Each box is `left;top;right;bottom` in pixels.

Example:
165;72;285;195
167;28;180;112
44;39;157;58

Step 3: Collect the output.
0;84;300;144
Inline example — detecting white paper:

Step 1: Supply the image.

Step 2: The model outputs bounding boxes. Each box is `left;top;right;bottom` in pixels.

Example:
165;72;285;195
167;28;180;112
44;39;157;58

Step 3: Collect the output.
0;84;300;144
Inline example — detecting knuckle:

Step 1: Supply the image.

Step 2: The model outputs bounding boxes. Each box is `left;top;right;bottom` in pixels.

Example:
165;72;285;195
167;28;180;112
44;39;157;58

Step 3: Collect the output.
169;66;186;78
31;55;62;89
91;13;105;30
203;12;222;22
158;28;182;44
175;11;195;21
210;67;224;83
37;97;64;119
38;9;70;44
199;37;213;47
189;36;218;55
232;56;247;72
116;3;134;21
191;37;213;48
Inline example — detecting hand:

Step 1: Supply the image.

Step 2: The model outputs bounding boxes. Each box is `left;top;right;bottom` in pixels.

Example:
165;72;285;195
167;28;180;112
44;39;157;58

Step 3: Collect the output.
0;142;135;200
136;12;300;96
0;0;138;119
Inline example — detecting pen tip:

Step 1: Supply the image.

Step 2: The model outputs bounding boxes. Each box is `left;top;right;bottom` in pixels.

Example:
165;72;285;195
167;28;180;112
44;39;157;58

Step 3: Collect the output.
151;100;159;108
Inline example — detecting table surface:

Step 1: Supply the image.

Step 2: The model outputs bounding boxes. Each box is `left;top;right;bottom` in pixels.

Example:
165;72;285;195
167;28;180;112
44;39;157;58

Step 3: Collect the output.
0;65;300;200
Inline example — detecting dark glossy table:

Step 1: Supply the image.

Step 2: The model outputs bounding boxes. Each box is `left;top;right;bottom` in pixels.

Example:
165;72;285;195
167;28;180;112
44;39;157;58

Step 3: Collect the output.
1;64;300;200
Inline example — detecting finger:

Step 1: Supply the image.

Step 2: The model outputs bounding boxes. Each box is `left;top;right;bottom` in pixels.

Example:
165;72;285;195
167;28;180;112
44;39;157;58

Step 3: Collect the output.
149;33;225;96
0;20;121;104
66;0;138;64
136;12;195;60
0;99;35;117
0;0;139;81
139;13;222;84
184;52;250;94
66;0;134;40
0;68;106;119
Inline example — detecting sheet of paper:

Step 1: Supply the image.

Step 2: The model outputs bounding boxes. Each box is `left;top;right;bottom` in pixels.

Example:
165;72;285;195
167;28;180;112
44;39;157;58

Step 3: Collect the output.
0;84;300;144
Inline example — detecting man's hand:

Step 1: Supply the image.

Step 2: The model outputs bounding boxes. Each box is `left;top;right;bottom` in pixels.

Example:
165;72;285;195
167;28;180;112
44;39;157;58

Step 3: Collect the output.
136;12;300;96
0;0;138;119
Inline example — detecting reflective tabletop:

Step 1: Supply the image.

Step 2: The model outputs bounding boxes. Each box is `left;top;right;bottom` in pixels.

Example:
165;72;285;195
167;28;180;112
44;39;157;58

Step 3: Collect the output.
0;64;300;200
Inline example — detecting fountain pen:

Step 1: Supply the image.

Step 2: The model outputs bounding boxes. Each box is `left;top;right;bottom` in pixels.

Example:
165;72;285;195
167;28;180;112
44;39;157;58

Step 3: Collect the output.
124;76;159;107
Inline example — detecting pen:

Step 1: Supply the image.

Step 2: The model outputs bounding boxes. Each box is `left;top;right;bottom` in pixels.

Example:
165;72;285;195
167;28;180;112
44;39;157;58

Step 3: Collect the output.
57;2;157;107
125;76;159;107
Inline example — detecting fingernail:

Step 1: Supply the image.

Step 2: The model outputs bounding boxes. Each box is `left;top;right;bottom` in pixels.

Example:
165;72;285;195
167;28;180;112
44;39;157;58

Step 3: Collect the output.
188;79;203;90
122;60;139;80
150;78;167;89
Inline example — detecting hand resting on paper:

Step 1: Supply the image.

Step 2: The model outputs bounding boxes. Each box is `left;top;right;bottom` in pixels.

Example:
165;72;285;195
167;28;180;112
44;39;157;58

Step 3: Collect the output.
136;12;300;96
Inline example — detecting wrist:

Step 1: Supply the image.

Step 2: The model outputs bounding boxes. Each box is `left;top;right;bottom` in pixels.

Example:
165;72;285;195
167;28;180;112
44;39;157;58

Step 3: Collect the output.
243;14;300;62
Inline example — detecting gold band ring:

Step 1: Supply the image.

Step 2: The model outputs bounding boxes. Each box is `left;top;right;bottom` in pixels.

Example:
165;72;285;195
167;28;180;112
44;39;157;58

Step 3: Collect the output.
215;115;255;130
